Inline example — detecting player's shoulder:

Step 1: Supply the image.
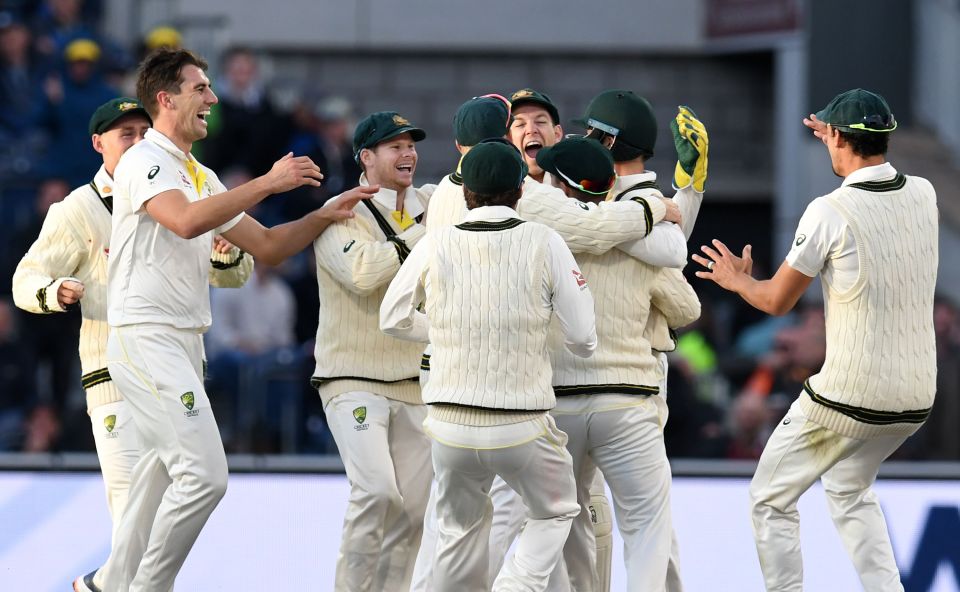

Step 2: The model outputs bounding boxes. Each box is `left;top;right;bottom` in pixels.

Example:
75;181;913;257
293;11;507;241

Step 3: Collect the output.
114;138;168;179
50;183;101;221
904;173;936;196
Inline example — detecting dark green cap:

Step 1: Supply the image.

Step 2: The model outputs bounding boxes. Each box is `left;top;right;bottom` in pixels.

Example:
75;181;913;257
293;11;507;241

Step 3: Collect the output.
88;97;151;136
574;90;657;156
815;88;897;133
536;137;616;196
453;95;511;147
509;88;560;125
461;139;526;194
353;111;426;162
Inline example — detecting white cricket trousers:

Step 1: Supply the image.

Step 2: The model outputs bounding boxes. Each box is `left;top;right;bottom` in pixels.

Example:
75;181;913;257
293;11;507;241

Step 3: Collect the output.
750;398;913;592
554;395;674;592
101;325;228;592
424;412;580;592
325;391;432;592
90;399;141;543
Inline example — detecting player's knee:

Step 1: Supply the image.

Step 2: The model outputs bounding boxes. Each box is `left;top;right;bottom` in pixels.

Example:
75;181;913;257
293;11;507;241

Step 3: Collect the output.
358;483;403;513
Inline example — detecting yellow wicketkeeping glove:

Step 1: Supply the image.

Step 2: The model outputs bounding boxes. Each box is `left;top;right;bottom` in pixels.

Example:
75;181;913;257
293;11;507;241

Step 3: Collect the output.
671;105;709;192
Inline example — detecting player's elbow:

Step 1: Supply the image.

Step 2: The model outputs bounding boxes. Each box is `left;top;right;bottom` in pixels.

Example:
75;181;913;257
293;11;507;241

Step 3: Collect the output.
171;219;208;240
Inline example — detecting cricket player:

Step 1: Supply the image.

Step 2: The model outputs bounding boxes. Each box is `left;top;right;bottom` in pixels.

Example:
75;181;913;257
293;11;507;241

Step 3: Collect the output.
694;88;937;591
412;93;682;591
11;97;251;592
381;139;597;591
311;111;436;591
92;48;371;592
537;135;696;592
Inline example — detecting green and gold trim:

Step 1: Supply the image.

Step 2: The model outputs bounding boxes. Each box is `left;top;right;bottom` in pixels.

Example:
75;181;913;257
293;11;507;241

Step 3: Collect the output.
847;173;907;193
210;250;246;270
420;353;431;371
450;171;463;186
803;380;930;425
455;219;525;232
82;367;112;390
36;279;55;313
554;383;659;397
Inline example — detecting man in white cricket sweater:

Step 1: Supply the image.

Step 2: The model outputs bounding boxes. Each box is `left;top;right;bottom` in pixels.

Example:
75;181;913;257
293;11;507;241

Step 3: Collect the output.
695;88;938;592
537;136;695;592
12;97;253;592
312;111;435;592
381;139;597;592
95;48;370;592
414;94;683;592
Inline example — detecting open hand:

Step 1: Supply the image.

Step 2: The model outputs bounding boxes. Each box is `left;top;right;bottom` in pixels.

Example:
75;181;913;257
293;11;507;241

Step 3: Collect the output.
692;239;752;290
318;185;380;222
802;113;830;144
263;152;324;194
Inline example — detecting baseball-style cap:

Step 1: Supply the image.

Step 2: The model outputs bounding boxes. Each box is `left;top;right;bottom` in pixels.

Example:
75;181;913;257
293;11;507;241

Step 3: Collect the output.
144;26;182;50
353;111;426;162
574;90;658;156
64;38;101;62
815;88;897;133
509;88;560;125
453;95;511;147
88;97;152;135
536;137;616;196
461;139;527;194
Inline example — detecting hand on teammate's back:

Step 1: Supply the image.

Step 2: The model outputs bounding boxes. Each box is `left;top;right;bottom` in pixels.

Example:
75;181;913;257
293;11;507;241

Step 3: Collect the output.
316;184;381;222
659;197;683;225
57;280;85;307
262;152;325;194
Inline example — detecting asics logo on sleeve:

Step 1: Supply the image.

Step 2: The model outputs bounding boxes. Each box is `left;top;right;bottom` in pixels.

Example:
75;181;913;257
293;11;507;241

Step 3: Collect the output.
148;165;160;180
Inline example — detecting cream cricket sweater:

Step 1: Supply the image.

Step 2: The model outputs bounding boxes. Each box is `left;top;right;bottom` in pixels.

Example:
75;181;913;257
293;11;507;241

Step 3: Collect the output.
423;216;558;426
799;173;938;438
311;179;433;407
550;248;661;395
11;166;251;411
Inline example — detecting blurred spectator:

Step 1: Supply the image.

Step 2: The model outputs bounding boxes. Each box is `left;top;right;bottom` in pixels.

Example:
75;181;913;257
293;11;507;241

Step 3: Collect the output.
201;46;291;176
206;264;302;452
0;12;46;179
35;37;116;186
907;295;960;459
30;0;97;70
721;392;773;460
7;178;81;452
0;298;31;450
285;95;361;221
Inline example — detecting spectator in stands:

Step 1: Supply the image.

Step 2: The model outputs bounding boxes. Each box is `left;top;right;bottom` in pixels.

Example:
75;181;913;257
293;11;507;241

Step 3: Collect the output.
31;0;97;70
0;12;46;180
202;46;291;176
36;37;116;186
7;178;81;452
0;298;32;450
206;263;300;452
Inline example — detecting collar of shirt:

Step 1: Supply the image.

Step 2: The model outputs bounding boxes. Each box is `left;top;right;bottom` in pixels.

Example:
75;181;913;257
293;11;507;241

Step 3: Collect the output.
144;128;195;163
841;162;897;187
462;205;519;222
93;164;113;195
611;170;657;194
359;173;425;219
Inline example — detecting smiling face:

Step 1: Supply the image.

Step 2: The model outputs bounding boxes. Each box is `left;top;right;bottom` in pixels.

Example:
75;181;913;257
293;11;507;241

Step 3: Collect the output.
360;132;418;192
509;104;562;181
162;64;217;147
93;113;151;176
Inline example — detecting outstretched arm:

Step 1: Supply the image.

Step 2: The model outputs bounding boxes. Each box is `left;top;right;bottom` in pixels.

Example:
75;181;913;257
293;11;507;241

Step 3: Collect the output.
223;185;377;266
693;239;812;316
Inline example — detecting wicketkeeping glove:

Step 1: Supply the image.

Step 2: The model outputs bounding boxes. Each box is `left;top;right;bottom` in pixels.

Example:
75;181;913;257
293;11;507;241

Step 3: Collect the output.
671;105;709;192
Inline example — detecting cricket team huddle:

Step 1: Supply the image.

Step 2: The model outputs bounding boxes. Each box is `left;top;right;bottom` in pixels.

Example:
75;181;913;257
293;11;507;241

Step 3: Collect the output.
12;46;939;592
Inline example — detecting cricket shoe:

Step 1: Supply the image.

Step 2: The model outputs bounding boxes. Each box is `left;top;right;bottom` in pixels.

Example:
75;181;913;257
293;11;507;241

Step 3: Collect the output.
73;570;101;592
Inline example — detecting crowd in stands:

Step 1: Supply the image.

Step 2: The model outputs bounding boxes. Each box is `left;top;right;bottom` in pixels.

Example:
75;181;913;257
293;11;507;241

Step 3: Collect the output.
1;0;958;460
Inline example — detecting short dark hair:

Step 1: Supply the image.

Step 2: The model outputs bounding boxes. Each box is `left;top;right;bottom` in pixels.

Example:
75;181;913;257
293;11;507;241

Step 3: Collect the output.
463;186;522;210
136;48;208;117
838;129;889;158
